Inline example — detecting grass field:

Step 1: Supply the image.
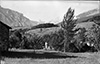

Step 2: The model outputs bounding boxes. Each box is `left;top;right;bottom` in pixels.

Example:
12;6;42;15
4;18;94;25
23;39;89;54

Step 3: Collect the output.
1;49;100;64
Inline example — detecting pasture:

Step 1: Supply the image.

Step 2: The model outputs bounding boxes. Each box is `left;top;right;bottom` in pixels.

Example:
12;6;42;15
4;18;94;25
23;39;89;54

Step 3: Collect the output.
1;49;100;64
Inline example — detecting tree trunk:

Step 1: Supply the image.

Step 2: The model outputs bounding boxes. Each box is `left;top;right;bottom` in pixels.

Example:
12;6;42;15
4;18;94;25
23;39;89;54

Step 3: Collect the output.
64;30;68;52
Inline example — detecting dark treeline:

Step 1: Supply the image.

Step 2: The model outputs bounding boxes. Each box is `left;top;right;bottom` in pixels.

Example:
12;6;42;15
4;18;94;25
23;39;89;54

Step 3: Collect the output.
31;23;59;29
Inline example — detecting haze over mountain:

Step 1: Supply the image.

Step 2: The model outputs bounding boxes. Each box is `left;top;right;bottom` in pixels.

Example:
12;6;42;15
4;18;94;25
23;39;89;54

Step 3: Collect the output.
76;8;99;19
76;8;100;23
0;6;38;28
74;8;100;30
76;8;99;18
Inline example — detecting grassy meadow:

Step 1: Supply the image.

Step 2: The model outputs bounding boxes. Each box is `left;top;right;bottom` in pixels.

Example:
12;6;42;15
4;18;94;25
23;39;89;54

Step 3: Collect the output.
1;50;100;64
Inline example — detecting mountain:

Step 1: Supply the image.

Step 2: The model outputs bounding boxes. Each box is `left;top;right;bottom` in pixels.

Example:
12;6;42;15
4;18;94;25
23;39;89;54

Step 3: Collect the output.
57;8;100;32
76;8;99;18
77;13;100;23
0;6;38;28
76;8;100;23
74;9;100;30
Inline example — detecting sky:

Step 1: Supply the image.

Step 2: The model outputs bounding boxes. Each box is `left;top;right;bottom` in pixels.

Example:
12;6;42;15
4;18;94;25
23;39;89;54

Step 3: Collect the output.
0;1;99;23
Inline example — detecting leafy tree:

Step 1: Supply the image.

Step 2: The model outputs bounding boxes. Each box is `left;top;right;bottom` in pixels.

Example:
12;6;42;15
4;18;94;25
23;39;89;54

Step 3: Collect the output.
49;29;64;51
74;24;100;52
41;29;65;51
21;33;43;49
31;34;43;49
9;31;22;48
61;8;77;52
74;28;87;52
85;24;100;51
21;33;33;49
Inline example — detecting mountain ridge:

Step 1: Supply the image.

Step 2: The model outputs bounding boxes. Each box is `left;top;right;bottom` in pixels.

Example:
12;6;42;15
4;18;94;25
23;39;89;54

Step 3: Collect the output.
76;8;99;18
0;6;38;28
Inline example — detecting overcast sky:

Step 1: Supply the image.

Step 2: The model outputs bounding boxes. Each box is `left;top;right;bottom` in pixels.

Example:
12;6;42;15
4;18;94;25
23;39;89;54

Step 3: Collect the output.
0;1;99;23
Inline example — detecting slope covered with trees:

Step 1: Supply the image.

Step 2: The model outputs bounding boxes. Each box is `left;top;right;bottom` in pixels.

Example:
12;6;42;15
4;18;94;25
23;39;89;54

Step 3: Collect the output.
7;8;100;53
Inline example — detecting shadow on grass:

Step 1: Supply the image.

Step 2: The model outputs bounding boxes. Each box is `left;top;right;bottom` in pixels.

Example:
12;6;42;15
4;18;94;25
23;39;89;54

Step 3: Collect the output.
1;51;78;59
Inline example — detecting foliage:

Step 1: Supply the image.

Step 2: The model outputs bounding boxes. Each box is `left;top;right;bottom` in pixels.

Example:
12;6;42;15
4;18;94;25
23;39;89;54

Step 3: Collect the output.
73;24;100;52
49;29;64;51
85;24;100;51
8;23;100;52
73;28;87;52
8;8;100;53
31;23;59;29
61;8;77;52
9;30;22;48
41;29;64;51
9;30;44;49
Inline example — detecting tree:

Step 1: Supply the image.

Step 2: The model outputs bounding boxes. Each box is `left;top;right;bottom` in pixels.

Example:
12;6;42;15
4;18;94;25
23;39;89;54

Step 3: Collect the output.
86;24;100;51
74;28;87;52
41;29;65;51
61;8;76;52
21;33;43;49
49;29;64;51
9;31;22;48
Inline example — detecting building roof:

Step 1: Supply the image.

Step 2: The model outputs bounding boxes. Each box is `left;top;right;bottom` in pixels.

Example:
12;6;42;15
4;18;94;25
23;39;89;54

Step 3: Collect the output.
0;21;12;29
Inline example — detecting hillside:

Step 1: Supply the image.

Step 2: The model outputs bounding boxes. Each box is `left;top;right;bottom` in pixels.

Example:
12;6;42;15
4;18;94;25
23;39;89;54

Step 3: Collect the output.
27;27;61;36
27;9;100;36
76;8;100;23
77;13;100;23
58;9;100;30
0;6;38;28
5;7;100;37
76;8;99;18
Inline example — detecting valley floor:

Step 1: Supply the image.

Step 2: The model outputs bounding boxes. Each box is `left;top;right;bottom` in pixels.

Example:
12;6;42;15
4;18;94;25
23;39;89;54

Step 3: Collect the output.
1;49;100;64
